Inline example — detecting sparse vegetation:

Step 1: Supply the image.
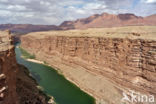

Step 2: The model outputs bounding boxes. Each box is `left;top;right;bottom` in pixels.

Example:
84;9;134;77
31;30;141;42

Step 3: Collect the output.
24;26;156;40
43;61;48;65
19;47;36;59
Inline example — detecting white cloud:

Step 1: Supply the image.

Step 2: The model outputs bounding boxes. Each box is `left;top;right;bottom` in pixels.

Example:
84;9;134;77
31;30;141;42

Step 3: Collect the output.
25;0;31;3
76;9;86;14
7;5;26;10
0;0;155;25
83;3;107;10
40;1;51;6
145;0;156;3
0;0;8;2
141;0;156;3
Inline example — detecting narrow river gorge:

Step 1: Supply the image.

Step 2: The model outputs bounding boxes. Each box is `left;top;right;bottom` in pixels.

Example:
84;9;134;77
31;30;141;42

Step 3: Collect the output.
15;45;95;104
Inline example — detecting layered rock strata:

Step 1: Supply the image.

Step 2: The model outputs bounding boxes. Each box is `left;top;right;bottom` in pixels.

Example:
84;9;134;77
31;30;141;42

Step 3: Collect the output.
21;26;156;104
0;30;18;104
0;30;47;104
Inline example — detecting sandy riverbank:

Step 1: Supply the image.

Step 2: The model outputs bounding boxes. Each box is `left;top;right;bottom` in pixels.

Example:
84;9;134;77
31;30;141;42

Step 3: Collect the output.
26;59;44;64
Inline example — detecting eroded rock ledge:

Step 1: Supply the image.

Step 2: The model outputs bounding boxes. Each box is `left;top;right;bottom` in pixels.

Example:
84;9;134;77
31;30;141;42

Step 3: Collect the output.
0;30;47;104
21;26;156;104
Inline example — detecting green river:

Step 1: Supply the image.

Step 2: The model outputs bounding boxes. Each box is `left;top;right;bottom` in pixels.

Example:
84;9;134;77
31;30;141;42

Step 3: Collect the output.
15;45;95;104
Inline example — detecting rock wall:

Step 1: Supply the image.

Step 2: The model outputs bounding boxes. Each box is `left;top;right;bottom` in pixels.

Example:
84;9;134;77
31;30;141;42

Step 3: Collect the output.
16;64;47;104
21;27;156;104
0;30;18;104
0;30;47;104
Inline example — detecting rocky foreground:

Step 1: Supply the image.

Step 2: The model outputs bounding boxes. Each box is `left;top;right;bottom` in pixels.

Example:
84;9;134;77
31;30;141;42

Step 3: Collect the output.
0;30;48;104
21;26;156;104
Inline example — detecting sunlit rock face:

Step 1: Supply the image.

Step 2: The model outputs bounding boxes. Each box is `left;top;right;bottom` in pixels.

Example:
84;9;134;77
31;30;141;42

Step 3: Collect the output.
21;26;156;104
0;30;47;104
0;30;18;104
60;13;156;30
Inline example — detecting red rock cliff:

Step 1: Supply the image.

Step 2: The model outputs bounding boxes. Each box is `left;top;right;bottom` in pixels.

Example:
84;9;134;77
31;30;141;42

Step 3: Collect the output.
0;30;18;104
0;30;47;104
21;26;156;104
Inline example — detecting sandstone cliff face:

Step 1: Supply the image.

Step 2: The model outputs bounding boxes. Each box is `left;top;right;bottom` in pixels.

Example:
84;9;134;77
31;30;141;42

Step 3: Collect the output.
0;30;18;104
0;30;47;104
60;13;156;30
21;26;156;104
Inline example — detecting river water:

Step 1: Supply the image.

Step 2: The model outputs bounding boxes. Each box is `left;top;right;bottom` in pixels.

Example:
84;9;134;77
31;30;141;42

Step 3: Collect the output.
15;45;95;104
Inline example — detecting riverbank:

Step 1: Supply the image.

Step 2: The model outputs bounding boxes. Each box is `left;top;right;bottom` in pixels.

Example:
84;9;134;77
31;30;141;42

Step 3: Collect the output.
33;56;121;104
26;59;44;64
24;54;96;104
22;53;97;103
27;58;98;103
18;45;122;104
16;64;49;104
21;50;116;104
19;46;45;64
16;45;95;104
16;46;56;104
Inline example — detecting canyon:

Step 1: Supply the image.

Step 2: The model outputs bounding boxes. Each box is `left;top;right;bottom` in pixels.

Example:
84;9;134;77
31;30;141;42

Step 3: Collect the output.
0;30;48;104
21;26;156;104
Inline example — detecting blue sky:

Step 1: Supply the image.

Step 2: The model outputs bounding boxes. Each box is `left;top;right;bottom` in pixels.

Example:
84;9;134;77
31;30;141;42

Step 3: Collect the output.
0;0;155;25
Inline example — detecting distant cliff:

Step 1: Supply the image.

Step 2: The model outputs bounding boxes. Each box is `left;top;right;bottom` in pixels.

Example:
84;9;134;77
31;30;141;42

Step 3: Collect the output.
21;26;156;104
0;30;47;104
0;24;61;34
0;13;156;35
60;13;156;29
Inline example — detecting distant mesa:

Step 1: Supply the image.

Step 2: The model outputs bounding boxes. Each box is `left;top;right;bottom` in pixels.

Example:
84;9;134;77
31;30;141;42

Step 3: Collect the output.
0;13;156;34
59;13;156;30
